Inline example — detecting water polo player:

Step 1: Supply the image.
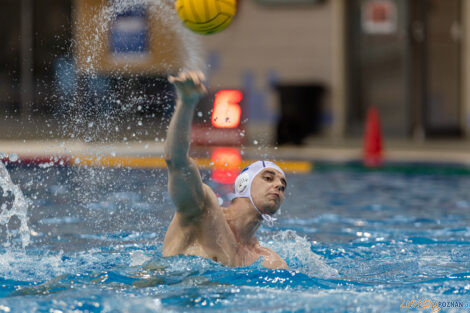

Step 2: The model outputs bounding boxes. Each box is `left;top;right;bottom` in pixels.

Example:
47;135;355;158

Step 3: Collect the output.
162;71;288;269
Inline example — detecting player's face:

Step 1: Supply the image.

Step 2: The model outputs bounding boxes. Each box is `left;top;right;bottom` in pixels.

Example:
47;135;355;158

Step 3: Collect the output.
250;169;287;215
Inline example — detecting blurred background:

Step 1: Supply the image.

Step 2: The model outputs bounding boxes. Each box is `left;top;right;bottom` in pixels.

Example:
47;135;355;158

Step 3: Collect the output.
0;0;468;147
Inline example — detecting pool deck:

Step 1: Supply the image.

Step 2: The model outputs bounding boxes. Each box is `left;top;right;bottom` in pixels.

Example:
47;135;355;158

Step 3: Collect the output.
1;138;470;171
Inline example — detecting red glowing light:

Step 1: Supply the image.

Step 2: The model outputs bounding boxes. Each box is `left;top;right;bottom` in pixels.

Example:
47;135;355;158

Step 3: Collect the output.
211;90;243;128
211;147;242;184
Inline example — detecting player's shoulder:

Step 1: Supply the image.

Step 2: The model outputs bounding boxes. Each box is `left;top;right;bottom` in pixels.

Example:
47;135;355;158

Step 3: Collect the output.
258;246;288;269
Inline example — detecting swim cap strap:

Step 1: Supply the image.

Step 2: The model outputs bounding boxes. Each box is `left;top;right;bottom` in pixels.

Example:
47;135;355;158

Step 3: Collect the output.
248;191;278;227
261;214;277;227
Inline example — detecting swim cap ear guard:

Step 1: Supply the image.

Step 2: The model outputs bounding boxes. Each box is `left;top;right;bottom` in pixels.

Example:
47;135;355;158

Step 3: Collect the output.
233;161;286;227
234;172;250;194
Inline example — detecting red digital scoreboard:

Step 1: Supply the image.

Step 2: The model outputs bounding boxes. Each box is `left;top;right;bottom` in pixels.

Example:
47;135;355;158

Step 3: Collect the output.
211;90;243;128
191;89;246;146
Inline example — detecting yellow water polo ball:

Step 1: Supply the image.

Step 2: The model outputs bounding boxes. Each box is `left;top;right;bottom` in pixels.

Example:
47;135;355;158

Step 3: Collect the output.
175;0;237;35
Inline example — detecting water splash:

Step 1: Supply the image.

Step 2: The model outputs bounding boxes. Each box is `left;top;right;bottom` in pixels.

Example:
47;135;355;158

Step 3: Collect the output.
263;230;339;278
88;0;204;75
57;0;204;146
52;0;204;233
0;160;32;248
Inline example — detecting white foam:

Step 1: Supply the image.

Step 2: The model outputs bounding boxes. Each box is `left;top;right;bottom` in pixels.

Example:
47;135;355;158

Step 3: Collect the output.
130;250;152;266
0;162;32;248
262;230;339;278
102;297;169;313
0;248;110;282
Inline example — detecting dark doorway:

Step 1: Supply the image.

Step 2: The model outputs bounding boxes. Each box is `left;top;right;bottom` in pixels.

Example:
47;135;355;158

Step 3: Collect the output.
346;0;409;138
346;0;462;138
410;0;462;137
0;0;73;116
0;0;21;115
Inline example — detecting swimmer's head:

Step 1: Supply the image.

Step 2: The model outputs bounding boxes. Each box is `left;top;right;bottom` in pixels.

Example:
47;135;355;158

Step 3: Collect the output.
233;161;287;226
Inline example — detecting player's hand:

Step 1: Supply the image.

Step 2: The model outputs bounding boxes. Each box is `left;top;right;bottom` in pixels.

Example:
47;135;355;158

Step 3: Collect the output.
169;71;207;103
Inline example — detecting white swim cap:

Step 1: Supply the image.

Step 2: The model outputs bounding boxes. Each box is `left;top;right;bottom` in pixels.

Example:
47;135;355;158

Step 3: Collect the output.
233;160;286;226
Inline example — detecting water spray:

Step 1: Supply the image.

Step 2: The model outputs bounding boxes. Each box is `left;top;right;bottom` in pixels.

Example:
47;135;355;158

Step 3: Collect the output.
0;159;32;249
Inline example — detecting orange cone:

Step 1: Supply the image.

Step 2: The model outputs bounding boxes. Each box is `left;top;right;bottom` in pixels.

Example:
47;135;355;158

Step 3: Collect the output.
363;107;383;167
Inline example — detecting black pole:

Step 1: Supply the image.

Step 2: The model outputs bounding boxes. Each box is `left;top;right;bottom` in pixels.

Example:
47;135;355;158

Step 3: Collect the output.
20;0;33;118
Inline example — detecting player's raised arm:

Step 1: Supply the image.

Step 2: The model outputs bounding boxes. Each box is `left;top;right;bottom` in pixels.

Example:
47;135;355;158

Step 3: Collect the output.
164;71;208;221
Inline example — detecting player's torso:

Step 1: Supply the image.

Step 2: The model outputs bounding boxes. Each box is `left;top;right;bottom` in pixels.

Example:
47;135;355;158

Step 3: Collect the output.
161;192;234;259
162;203;261;267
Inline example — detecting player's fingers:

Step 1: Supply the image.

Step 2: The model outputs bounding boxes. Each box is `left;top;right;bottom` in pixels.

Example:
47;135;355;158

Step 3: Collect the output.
195;72;207;88
169;73;186;83
188;72;200;86
196;71;206;83
199;84;208;94
175;72;184;82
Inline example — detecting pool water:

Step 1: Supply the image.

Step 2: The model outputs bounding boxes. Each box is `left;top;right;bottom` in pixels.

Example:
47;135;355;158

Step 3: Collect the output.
0;164;469;312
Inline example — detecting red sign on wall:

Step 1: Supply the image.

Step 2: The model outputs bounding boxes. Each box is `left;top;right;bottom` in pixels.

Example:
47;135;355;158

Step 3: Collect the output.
361;0;397;35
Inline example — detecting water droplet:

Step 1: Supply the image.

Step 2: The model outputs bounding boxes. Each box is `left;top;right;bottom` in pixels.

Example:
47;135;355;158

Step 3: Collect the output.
9;153;18;162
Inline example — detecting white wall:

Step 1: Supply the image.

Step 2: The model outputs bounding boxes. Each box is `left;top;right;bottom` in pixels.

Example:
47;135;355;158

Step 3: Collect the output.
200;0;335;144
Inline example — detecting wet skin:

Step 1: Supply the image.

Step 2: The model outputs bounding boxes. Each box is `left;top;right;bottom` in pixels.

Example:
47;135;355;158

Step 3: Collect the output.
162;71;287;269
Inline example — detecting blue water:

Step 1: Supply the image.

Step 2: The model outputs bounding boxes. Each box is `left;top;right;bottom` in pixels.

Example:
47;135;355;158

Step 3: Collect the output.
0;164;469;312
